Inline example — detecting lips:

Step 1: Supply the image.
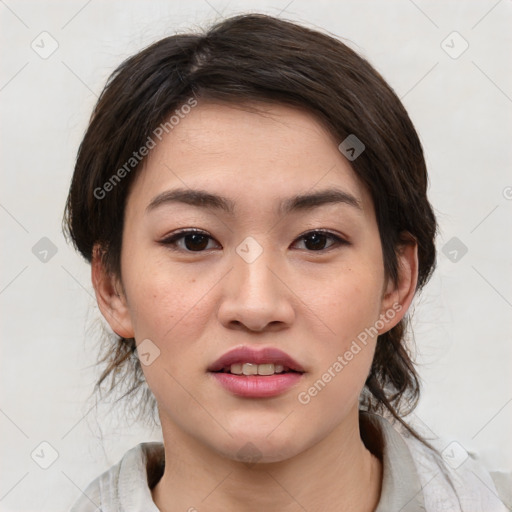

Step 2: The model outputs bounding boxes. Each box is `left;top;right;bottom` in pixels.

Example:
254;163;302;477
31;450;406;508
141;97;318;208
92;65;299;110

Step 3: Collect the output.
208;346;305;398
208;346;305;374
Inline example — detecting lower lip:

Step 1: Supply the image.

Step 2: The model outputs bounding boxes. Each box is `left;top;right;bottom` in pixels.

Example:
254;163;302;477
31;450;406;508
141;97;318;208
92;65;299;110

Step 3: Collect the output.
209;372;303;398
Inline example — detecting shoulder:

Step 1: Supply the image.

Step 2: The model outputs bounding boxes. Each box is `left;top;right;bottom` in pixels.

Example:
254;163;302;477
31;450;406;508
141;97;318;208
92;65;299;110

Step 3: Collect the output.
400;423;511;511
361;412;511;512
69;442;164;512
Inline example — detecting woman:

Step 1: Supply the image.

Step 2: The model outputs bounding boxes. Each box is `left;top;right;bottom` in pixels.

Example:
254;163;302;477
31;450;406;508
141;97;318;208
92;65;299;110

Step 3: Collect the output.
65;13;509;512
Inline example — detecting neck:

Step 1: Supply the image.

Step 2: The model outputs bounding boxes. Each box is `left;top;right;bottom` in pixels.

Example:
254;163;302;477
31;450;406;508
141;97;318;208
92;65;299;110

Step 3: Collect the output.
152;411;382;512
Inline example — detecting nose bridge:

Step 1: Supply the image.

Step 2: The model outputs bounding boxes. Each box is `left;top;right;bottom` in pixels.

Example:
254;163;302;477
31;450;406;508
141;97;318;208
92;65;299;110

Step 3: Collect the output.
217;235;294;331
233;235;280;299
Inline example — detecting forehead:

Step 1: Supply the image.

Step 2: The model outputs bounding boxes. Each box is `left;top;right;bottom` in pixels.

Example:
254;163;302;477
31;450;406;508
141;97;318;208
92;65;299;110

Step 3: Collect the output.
127;100;374;218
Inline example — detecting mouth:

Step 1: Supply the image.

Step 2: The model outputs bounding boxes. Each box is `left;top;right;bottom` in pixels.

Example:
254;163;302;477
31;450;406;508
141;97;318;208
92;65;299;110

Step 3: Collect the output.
212;362;303;376
208;346;305;374
207;346;305;398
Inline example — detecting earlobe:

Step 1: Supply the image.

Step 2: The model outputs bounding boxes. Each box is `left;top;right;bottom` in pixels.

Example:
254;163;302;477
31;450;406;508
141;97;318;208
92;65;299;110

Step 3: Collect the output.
91;245;135;339
378;237;419;334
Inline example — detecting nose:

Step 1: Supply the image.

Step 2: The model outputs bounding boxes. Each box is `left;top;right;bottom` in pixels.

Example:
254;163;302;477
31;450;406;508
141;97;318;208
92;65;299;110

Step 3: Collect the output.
217;245;295;333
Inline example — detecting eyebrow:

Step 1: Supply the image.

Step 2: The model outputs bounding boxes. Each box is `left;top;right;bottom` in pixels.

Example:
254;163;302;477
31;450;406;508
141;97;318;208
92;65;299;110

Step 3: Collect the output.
146;187;362;215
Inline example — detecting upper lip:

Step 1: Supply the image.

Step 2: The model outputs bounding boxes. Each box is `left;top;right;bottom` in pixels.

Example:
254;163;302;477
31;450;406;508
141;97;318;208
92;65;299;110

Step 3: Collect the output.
208;346;305;373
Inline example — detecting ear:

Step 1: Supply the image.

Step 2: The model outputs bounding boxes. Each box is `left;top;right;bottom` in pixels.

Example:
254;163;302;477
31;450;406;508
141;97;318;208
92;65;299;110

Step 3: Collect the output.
377;234;419;334
91;245;134;339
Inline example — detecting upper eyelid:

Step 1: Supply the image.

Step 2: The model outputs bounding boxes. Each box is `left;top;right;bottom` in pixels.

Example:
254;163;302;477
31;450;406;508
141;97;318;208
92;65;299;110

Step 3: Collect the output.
160;228;213;242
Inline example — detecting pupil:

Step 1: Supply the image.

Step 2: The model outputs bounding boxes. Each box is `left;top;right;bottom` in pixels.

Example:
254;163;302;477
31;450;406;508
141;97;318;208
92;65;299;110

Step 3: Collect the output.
305;233;326;251
185;233;208;251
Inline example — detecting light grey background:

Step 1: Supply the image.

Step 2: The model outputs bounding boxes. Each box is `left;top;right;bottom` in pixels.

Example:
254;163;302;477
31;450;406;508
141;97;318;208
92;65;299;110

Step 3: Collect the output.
1;1;511;510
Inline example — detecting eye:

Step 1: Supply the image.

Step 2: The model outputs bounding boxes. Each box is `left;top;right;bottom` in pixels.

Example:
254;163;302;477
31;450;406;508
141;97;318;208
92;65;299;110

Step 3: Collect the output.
160;229;348;253
160;229;219;252
292;230;348;251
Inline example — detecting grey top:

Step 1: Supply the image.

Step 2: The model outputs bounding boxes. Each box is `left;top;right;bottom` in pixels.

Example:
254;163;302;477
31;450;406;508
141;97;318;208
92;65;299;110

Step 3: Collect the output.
70;413;511;511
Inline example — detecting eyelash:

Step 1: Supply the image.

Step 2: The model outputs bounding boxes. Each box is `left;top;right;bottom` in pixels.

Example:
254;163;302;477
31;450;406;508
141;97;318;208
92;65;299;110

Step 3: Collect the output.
159;229;349;253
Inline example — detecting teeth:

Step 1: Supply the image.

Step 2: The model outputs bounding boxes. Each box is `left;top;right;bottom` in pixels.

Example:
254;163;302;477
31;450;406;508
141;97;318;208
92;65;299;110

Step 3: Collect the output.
230;363;243;375
257;363;274;376
229;363;287;375
243;363;258;375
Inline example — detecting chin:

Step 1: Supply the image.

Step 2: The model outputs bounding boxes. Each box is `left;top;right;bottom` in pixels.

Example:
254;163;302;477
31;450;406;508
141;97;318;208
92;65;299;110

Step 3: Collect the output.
213;431;308;466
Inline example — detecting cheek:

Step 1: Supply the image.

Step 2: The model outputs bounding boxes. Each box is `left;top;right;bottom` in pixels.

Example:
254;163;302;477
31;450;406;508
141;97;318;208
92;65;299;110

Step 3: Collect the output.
298;254;384;397
313;263;384;341
121;253;215;354
122;264;214;399
295;273;381;425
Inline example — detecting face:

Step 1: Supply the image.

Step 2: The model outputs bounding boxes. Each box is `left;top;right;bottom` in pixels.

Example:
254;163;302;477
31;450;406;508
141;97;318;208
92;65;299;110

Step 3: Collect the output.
95;101;414;463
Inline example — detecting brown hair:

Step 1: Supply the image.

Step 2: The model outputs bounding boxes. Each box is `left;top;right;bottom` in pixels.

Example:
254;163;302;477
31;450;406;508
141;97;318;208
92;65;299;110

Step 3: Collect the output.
64;13;437;440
